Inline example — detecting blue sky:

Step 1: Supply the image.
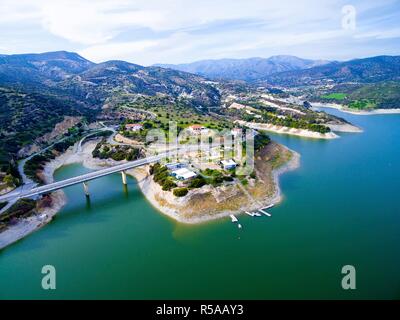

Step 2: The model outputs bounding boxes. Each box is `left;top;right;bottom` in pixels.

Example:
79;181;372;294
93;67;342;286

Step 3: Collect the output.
0;0;399;65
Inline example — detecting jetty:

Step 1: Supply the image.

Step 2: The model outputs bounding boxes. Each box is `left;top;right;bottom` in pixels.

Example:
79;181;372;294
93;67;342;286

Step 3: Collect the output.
259;209;271;217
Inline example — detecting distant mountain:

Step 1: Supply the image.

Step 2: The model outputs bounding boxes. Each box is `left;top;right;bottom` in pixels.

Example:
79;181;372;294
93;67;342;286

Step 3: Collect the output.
0;51;220;108
58;60;220;108
155;55;330;81
0;51;94;84
0;51;220;166
265;55;400;86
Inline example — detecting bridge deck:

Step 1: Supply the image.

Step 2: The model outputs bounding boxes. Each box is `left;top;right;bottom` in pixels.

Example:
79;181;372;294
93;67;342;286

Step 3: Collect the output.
0;143;223;203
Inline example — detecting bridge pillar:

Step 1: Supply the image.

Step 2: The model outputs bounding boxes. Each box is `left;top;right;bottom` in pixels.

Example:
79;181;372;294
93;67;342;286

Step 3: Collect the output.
121;171;127;185
83;182;90;196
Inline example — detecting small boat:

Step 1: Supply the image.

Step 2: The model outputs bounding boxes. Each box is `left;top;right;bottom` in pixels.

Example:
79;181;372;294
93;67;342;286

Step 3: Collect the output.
253;212;262;217
238;224;242;229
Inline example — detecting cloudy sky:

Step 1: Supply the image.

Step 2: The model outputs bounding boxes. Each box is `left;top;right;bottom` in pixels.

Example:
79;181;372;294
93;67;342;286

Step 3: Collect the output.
0;0;399;65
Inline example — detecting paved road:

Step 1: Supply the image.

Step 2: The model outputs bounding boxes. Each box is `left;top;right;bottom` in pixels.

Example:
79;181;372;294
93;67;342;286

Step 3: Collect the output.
0;144;221;203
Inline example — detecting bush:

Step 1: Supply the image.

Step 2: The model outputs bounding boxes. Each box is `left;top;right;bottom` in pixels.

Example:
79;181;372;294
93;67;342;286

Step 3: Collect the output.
173;188;189;197
162;179;177;191
0;199;36;223
188;176;206;188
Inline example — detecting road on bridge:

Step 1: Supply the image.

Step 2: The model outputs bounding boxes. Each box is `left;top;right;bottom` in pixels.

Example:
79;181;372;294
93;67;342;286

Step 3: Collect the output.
0;143;223;203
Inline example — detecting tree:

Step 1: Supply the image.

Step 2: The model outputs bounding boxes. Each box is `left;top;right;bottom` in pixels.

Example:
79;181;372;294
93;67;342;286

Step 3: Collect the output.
3;174;15;187
162;179;177;191
173;188;188;197
188;176;206;188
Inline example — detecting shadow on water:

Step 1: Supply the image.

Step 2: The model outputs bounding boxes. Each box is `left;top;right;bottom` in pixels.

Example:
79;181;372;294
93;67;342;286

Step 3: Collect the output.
1;109;400;299
1;178;145;254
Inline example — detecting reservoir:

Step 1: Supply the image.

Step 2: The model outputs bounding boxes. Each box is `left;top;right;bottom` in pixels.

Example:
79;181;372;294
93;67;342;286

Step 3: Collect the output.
1;109;400;299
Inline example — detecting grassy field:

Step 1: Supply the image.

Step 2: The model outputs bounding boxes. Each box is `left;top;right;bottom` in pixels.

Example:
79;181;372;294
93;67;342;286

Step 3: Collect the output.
348;100;377;110
315;82;400;110
321;93;347;100
122;99;233;132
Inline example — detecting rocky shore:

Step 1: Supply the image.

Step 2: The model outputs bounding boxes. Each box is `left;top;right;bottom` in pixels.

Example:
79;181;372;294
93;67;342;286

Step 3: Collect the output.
0;138;300;249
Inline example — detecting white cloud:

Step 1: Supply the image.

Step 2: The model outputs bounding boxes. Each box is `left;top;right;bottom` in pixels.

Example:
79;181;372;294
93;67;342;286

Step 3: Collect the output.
0;0;399;62
79;39;160;62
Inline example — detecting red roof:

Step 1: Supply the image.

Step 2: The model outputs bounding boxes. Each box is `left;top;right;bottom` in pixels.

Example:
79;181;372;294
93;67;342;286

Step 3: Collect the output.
190;125;204;129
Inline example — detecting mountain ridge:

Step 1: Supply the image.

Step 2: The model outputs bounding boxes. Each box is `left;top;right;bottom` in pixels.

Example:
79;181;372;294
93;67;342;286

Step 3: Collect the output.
264;55;400;86
0;51;220;108
155;55;331;81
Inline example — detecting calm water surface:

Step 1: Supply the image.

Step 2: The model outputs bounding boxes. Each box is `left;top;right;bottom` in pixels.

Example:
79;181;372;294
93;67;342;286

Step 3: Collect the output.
1;109;399;299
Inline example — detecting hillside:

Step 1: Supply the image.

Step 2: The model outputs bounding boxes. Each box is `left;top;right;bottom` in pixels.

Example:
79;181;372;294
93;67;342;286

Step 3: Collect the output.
58;60;220;108
265;55;400;86
0;51;94;84
0;86;92;168
0;51;221;170
156;55;329;82
310;81;400;110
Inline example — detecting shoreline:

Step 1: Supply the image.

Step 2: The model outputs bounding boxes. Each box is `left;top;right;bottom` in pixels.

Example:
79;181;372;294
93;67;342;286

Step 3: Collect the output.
0;140;103;250
128;145;300;224
236;120;338;139
325;122;363;133
0;139;300;249
311;102;400;116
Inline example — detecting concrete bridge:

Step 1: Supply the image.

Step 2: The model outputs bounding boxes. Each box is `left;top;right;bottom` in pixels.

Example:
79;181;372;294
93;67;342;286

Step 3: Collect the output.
0;144;220;203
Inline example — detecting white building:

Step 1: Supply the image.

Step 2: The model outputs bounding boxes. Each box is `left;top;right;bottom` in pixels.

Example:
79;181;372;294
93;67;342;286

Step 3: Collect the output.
221;159;237;170
171;168;197;180
125;123;143;131
231;128;242;137
187;125;209;135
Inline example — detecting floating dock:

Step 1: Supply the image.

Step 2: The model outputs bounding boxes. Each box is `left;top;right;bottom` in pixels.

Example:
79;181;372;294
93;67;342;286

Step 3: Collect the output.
230;214;238;223
263;204;275;210
259;209;271;217
245;211;254;217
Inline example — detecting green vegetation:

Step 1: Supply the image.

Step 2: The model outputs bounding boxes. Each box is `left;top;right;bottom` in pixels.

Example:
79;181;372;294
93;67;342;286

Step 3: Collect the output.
348;99;376;110
0;161;21;189
173;187;189;197
24;131;86;183
0;199;36;232
24;152;56;183
161;179;177;191
150;163;177;191
0;202;7;211
226;103;331;134
120;97;233;141
313;82;400;110
188;176;207;188
262;114;330;134
92;139;143;161
254;132;271;150
200;168;233;186
321;93;346;100
0;87;96;171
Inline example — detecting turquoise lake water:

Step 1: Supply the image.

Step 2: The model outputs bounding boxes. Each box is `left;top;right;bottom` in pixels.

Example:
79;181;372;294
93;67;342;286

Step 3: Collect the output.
1;109;399;299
